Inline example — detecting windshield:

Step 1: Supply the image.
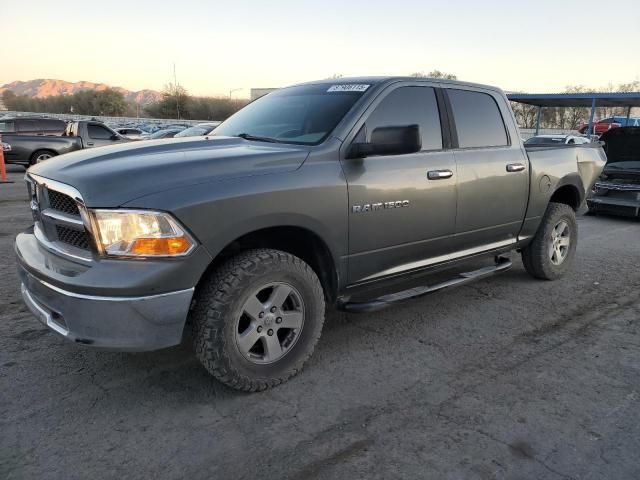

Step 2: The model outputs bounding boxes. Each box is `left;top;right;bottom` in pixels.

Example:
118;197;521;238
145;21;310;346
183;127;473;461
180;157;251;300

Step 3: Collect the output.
150;129;174;139
213;84;368;145
605;161;640;171
525;136;566;145
174;126;210;138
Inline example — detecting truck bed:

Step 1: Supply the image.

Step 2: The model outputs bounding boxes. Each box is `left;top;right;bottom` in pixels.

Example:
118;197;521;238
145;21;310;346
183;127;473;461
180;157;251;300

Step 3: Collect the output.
3;134;83;164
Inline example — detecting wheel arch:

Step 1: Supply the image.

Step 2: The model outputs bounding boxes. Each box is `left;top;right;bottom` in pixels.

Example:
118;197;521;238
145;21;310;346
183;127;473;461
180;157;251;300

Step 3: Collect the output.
199;225;340;304
549;174;585;211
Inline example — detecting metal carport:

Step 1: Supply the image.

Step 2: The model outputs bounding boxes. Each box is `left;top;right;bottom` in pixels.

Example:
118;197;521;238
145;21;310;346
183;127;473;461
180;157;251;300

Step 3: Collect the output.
506;92;640;136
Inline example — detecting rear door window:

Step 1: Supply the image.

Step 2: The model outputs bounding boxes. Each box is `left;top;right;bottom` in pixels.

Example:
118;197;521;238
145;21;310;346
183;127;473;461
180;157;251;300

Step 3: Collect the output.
41;119;64;133
447;89;509;148
17;120;38;133
88;124;114;139
365;86;443;151
0;121;15;132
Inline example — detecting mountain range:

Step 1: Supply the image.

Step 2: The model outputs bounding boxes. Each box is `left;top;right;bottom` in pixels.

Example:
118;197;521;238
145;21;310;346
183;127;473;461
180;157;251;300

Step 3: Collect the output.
0;79;163;104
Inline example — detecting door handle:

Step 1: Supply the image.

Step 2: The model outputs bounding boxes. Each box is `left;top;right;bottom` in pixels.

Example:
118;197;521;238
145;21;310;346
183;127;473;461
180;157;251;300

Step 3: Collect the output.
506;163;526;172
427;169;453;180
86;142;94;146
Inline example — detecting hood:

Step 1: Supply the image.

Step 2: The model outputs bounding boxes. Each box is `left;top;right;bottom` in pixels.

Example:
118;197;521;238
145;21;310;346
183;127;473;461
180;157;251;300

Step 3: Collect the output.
600;127;640;165
28;136;310;207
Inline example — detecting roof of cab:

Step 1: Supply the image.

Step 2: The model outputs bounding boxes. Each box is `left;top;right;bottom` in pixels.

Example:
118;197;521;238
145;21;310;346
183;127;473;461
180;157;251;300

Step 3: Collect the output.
291;76;504;94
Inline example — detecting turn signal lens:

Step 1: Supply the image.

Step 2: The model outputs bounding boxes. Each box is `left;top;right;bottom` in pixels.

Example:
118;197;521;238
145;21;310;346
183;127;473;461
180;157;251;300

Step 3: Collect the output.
91;209;195;257
130;237;192;255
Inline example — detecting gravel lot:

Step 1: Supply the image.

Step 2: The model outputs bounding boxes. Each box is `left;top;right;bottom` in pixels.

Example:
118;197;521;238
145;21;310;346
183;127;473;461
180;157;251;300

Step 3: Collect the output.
1;164;639;480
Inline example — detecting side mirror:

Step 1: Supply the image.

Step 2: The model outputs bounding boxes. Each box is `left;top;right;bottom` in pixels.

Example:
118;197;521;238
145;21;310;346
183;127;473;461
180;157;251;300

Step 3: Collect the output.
348;125;421;159
111;134;120;141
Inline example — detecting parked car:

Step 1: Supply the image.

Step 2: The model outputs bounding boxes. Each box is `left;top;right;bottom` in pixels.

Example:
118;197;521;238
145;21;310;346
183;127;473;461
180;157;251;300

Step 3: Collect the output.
578;117;621;135
3;121;128;165
611;116;640;127
587;127;640;217
115;127;150;140
148;128;183;139
173;122;221;138
16;77;605;391
0;117;66;136
525;134;590;145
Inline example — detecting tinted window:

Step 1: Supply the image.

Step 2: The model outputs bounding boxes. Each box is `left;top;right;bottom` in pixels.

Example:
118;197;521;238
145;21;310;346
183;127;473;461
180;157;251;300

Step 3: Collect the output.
88;124;114;139
213;84;366;145
40;119;65;132
365;86;442;150
17;120;38;132
0;121;15;132
447;89;508;148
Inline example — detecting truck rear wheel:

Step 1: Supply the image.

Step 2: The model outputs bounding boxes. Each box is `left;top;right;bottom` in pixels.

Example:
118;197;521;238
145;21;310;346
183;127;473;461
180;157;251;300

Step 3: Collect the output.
190;249;325;391
521;202;578;280
30;150;57;165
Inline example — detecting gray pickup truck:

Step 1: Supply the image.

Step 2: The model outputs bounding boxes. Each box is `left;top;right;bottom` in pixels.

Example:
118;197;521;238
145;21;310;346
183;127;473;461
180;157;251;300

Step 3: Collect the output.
16;77;606;391
3;120;127;165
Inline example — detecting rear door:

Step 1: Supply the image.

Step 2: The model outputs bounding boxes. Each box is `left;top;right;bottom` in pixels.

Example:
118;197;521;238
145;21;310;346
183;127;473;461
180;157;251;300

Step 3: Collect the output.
444;87;529;252
341;83;458;284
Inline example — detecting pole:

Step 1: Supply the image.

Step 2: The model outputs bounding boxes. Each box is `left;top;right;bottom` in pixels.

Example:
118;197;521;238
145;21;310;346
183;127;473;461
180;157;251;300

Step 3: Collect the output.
535;106;542;136
587;97;597;137
173;63;180;120
625;106;632;126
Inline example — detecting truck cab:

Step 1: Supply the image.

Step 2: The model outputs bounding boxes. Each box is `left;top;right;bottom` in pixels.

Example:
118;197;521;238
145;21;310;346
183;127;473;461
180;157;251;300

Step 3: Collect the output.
64;121;126;148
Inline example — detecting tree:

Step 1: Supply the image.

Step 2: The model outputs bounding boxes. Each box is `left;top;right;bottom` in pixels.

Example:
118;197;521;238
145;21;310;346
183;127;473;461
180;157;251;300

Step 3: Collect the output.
510;100;539;129
562;85;590;130
410;70;457;80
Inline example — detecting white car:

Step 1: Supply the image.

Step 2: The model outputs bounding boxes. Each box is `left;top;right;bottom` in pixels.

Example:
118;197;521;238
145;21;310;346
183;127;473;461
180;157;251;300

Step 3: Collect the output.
115;128;151;141
525;134;590;146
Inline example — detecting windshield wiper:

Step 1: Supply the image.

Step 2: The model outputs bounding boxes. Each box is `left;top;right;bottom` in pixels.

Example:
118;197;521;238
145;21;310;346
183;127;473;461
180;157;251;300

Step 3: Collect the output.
236;133;281;143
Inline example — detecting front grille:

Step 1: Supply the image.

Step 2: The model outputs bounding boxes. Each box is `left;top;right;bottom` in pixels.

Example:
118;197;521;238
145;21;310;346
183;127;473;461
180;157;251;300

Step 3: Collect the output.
47;189;80;216
55;225;91;250
27;174;94;258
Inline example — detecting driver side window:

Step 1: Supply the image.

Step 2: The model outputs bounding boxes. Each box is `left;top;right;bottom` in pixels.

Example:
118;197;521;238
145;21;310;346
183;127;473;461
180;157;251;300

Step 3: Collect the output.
88;124;115;140
364;86;443;151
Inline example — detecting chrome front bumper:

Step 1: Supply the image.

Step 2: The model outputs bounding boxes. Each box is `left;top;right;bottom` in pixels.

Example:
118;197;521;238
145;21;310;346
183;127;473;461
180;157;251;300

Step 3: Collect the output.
19;268;194;351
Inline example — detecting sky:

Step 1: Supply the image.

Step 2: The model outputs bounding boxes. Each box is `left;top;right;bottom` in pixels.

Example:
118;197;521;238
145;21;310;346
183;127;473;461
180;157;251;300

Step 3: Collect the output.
3;0;639;98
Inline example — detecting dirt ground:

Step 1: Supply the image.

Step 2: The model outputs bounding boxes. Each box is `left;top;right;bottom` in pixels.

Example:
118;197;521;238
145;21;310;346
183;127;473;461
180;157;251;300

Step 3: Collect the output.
1;164;639;479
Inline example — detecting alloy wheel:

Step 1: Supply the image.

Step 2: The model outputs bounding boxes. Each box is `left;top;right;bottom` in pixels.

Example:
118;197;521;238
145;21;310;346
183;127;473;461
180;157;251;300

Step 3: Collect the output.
235;282;305;364
549;220;571;265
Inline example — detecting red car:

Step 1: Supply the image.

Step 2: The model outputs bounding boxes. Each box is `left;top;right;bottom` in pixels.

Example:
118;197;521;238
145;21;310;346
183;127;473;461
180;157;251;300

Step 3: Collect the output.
578;117;621;135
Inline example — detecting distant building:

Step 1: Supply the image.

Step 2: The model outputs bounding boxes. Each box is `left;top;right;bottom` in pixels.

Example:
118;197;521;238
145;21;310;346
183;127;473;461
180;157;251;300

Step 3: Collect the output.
0;98;6;111
250;88;278;101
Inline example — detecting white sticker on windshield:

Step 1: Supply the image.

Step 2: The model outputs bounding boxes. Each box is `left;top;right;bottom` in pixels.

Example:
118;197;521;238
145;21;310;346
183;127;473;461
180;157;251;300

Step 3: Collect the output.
327;84;370;93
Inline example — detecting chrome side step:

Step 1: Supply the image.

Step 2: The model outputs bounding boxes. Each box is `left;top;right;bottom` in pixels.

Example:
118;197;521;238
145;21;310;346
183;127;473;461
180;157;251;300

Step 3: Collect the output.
337;256;512;313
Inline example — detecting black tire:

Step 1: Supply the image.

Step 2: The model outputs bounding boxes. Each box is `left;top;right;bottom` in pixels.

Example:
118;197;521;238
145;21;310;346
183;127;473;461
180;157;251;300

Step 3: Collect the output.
521;202;578;280
29;150;57;165
190;249;325;391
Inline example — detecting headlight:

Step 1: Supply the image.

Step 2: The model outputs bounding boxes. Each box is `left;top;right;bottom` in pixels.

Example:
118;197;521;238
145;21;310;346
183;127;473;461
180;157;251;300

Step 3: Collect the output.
91;209;195;257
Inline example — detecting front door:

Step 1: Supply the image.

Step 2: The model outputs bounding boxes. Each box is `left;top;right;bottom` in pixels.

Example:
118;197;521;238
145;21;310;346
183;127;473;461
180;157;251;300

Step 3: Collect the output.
341;84;458;285
86;123;122;148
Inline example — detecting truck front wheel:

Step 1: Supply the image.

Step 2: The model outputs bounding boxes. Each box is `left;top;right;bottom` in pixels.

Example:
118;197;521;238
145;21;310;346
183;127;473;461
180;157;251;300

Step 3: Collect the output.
190;249;325;391
521;202;578;280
